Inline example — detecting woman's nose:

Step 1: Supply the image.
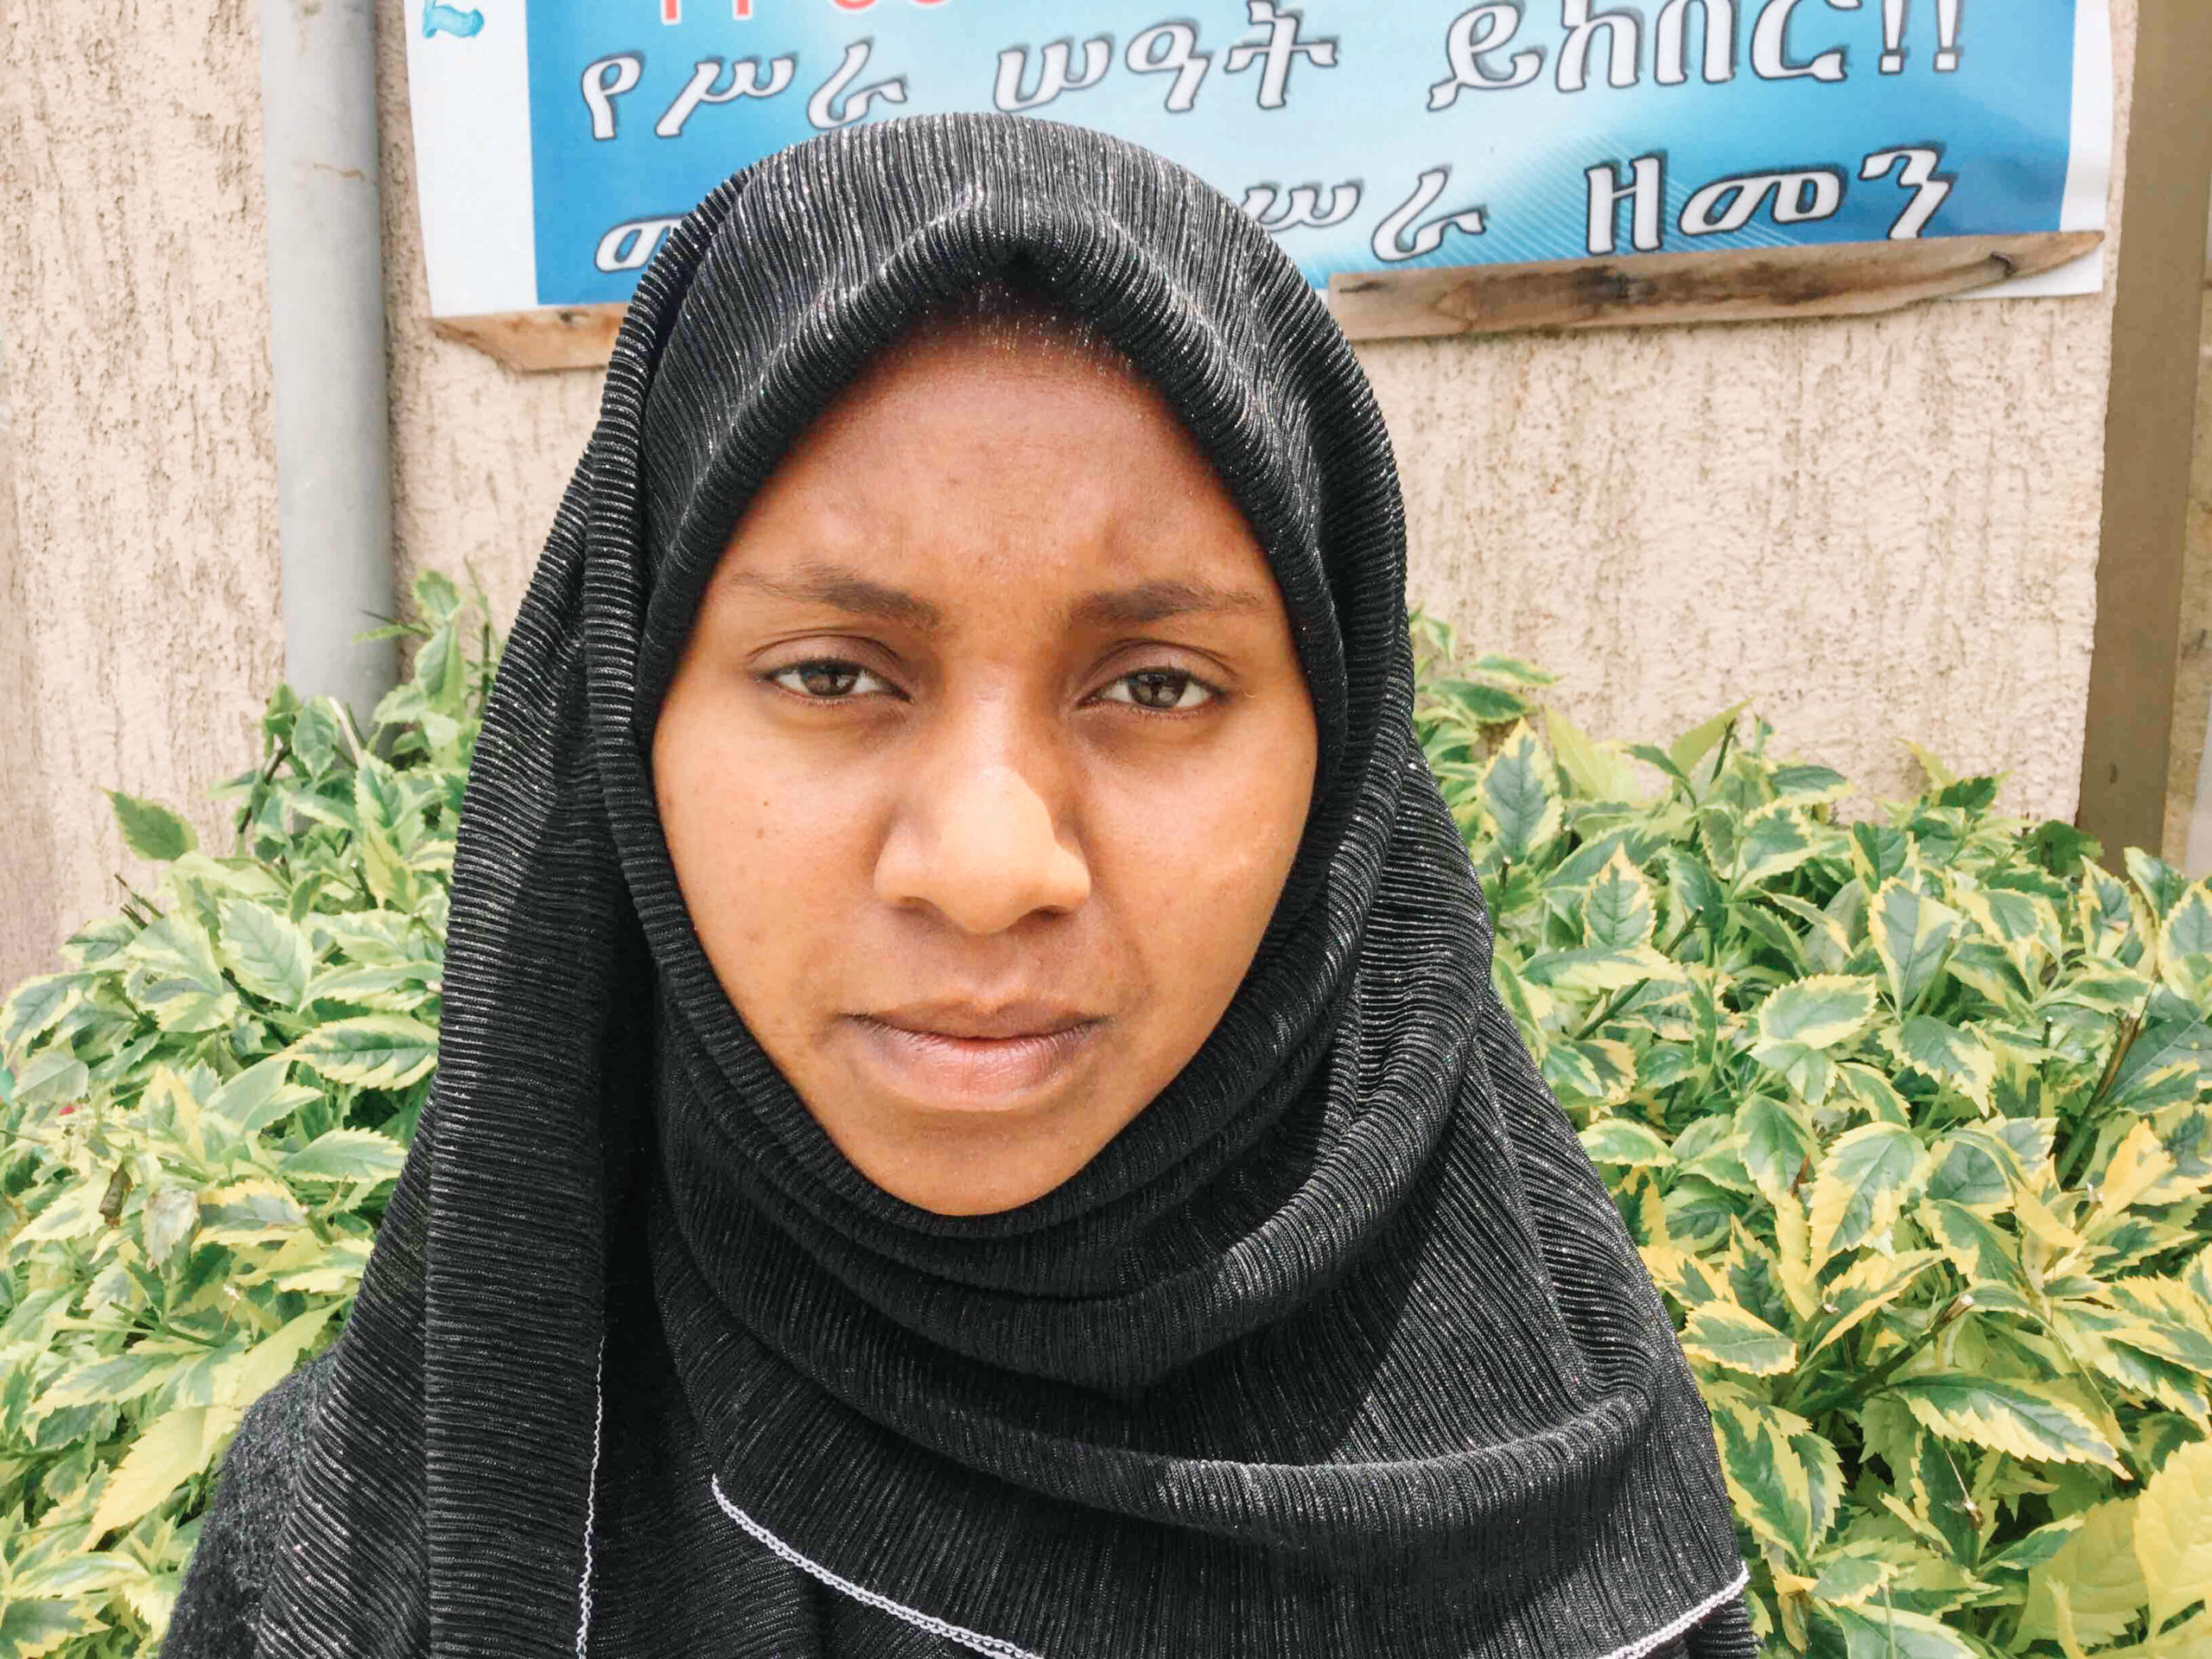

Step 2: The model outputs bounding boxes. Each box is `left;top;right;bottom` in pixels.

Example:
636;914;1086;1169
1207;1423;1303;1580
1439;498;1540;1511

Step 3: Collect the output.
873;740;1091;935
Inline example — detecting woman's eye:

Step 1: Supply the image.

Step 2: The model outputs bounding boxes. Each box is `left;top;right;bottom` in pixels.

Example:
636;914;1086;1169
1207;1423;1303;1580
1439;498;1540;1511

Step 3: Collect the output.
1099;669;1218;712
768;660;893;700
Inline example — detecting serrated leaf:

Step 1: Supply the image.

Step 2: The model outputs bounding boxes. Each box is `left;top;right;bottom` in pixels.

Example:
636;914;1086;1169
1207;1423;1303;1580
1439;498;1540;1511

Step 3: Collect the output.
0;1600;94;1659
1582;851;1656;950
1546;703;1645;803
87;1403;220;1536
1738;807;1818;888
213;1302;334;1412
1803;1250;1943;1362
198;1178;310;1243
1870;882;1962;1014
1482;724;1562;861
1816;1603;1976;1659
1808;1123;1930;1266
1758;976;1879;1052
1681;1303;1796;1376
220;898;315;1009
1920;1199;2024;1288
1579;1118;1675;1168
142;1184;200;1263
2020;1497;2146;1647
1541;1038;1636;1105
106;789;199;861
1891;1016;1995;1110
280;1127;407;1185
0;973;88;1054
2136;1435;2212;1630
38;1351;180;1414
1888;1375;2121;1470
1521;944;1674;994
1737;1096;1816;1208
1669;702;1748;777
281;1014;439;1089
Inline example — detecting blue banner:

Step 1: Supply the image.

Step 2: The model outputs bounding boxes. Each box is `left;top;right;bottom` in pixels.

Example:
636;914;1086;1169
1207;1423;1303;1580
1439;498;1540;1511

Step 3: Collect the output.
403;1;2112;316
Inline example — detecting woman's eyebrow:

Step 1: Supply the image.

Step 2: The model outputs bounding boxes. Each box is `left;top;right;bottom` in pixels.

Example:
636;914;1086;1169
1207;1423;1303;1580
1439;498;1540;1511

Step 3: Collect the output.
1066;579;1271;628
716;563;945;632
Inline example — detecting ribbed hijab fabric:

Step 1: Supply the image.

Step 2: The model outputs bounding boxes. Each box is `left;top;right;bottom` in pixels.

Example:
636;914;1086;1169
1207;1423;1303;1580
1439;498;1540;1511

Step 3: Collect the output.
249;112;1752;1659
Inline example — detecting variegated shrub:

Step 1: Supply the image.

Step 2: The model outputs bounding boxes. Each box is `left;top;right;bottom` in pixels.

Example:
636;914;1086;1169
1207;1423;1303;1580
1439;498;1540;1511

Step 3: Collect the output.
3;592;2209;1658
1418;620;2212;1657
0;572;489;1657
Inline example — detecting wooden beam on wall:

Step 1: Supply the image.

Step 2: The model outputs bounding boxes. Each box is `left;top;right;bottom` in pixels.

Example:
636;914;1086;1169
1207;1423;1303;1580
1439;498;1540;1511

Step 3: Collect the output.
428;232;2103;374
2077;0;2212;864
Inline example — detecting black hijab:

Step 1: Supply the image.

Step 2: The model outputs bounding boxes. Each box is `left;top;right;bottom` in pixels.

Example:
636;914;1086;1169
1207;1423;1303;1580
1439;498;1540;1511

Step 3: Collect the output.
251;112;1753;1659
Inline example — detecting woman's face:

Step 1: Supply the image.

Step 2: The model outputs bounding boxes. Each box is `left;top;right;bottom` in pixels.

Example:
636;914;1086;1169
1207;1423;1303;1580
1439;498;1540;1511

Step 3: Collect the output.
652;324;1318;1216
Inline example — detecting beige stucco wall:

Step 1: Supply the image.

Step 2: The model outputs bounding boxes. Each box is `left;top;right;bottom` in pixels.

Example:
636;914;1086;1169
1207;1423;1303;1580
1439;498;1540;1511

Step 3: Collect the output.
0;0;2139;992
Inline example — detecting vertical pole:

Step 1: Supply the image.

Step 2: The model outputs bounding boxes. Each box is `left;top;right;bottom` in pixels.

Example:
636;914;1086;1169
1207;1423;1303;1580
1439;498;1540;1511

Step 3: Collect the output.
256;0;397;734
2077;0;2212;863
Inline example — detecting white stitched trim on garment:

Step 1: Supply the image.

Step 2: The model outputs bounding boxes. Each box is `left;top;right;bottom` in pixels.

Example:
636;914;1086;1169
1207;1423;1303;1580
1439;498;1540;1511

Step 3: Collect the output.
575;1334;608;1659
1599;1563;1752;1659
708;1474;1042;1659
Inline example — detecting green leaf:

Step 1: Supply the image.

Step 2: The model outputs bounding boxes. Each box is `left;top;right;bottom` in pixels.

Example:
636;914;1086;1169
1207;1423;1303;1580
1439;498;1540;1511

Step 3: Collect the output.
280;1127;407;1185
2128;849;2190;919
1680;1304;1796;1376
1757;976;1880;1052
0;1600;94;1659
1815;1603;1977;1659
1542;1039;1636;1105
1582;852;1656;950
1808;1122;1930;1266
1737;1096;1817;1207
38;1351;180;1414
1902;740;1957;790
1920;1199;2023;1286
1890;1017;1994;1110
1669;702;1749;778
1802;1250;1943;1362
1738;807;1818;887
1886;1375;2121;1470
1870;883;1962;1013
142;1184;200;1263
1579;1118;1675;1168
2136;1435;2212;1631
220;897;315;1009
1466;654;1558;686
2029;819;2102;876
106;789;199;861
1521;944;1673;994
2018;1497;2146;1647
281;1013;439;1090
1482;725;1562;861
1547;703;1643;802
88;1403;220;1536
0;972;88;1054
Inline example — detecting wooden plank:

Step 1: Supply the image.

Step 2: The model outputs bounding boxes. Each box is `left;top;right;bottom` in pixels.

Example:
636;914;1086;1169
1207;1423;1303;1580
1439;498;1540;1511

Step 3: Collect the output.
1327;232;2104;341
429;232;2104;372
431;302;628;372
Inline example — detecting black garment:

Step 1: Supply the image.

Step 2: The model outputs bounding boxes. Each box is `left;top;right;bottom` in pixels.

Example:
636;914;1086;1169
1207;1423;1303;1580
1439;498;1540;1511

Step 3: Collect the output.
163;112;1756;1659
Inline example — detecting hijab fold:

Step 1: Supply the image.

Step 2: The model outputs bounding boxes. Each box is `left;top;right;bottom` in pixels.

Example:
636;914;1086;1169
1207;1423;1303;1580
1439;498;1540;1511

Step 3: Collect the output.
252;112;1751;1659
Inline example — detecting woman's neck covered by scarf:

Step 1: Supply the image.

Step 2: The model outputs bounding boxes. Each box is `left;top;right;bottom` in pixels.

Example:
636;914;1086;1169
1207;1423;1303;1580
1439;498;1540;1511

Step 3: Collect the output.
243;112;1750;1659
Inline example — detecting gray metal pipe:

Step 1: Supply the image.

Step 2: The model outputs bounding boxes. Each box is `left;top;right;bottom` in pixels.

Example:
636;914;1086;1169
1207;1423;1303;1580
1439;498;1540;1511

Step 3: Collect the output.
256;0;396;734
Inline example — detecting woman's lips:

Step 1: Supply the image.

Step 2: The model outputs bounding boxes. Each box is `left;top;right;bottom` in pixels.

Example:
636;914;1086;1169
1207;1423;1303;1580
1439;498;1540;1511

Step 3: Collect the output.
844;1013;1107;1109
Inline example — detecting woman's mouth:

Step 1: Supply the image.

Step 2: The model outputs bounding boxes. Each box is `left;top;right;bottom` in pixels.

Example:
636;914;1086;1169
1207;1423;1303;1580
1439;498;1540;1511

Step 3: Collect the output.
843;1007;1109;1109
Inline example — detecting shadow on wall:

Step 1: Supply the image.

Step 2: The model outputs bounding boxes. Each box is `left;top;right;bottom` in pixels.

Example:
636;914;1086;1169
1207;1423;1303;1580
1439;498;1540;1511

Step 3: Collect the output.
0;320;63;994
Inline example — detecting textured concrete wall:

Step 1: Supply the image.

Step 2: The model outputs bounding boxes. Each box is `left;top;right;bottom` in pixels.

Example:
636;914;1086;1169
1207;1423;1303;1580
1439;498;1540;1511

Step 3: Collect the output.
0;0;284;994
0;0;2139;990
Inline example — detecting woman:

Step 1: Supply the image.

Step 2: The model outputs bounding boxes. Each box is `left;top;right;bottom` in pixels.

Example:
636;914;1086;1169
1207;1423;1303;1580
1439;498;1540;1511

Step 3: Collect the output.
163;111;1754;1658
